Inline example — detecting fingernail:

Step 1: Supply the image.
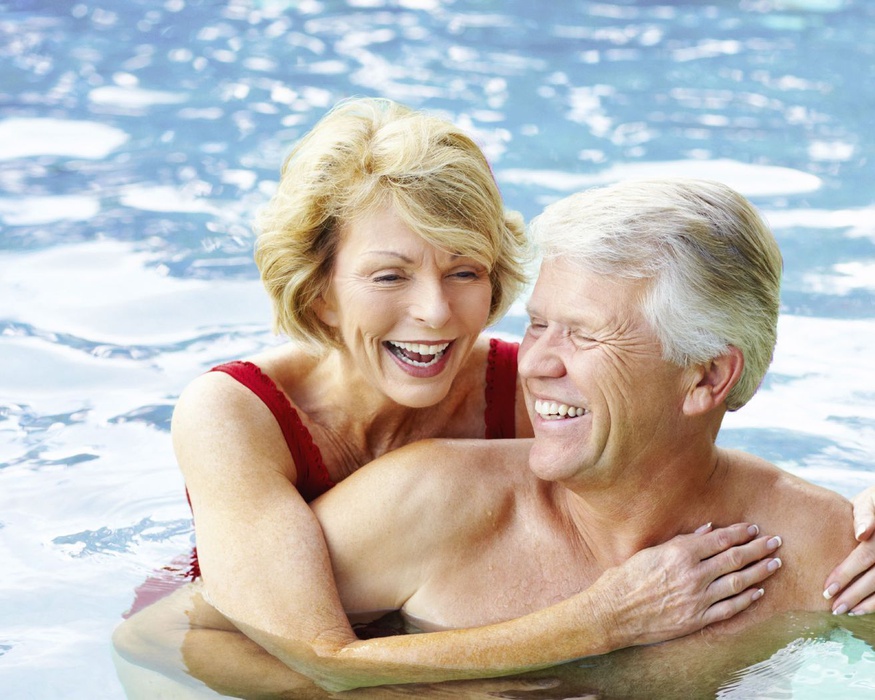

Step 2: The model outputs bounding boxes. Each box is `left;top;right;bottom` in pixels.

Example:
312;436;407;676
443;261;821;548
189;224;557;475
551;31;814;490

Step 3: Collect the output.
823;583;840;600
833;603;849;615
752;588;764;601
767;558;782;572
856;524;868;540
767;536;782;550
748;524;760;536
848;610;863;617
695;522;713;534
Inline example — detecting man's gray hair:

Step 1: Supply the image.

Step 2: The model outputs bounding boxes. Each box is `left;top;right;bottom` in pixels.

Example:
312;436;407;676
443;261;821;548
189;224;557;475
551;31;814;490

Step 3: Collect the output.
528;179;782;410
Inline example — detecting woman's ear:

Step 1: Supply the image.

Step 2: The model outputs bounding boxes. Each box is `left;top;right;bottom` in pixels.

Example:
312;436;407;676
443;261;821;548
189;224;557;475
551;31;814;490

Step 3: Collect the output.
314;288;339;328
683;346;744;416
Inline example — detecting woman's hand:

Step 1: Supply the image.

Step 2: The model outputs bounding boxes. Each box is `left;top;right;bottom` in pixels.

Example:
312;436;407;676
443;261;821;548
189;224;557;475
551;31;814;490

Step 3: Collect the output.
852;486;875;542
822;486;875;615
593;522;783;648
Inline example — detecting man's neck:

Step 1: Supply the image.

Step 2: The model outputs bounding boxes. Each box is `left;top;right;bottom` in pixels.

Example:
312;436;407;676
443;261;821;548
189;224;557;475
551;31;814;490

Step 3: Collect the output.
559;443;729;570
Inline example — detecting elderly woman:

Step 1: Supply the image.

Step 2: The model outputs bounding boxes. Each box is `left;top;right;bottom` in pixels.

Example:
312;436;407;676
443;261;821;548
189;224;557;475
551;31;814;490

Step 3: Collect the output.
116;98;875;693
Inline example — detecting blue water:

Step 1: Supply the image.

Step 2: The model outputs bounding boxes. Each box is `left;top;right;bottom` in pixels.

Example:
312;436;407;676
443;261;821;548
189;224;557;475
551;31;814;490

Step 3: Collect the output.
1;1;874;698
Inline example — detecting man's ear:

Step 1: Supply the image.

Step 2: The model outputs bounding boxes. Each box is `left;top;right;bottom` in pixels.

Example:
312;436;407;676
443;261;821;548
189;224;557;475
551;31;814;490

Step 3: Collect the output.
683;346;744;416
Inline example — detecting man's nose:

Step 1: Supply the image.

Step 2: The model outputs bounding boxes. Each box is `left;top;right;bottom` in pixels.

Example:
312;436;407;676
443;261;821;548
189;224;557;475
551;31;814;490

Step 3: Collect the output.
519;327;567;380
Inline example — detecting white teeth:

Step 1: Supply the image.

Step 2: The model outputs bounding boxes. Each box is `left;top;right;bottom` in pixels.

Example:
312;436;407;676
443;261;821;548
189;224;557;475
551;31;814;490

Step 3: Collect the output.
387;340;450;367
404;356;440;367
534;399;586;419
389;341;450;354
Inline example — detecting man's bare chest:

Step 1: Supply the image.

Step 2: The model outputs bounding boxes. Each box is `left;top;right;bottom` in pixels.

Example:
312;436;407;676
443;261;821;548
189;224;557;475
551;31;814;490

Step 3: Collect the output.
400;518;593;631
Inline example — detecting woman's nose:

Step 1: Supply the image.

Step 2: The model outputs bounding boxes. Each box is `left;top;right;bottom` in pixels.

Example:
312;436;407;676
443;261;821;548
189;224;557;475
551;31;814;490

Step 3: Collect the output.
411;279;452;329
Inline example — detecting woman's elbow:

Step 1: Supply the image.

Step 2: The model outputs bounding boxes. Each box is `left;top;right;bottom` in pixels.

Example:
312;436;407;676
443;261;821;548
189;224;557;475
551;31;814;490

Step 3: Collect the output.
112;613;167;668
112;595;194;674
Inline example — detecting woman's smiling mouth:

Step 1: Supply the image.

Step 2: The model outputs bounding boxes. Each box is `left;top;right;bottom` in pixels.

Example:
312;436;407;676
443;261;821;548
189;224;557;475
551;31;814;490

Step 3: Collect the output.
385;340;451;368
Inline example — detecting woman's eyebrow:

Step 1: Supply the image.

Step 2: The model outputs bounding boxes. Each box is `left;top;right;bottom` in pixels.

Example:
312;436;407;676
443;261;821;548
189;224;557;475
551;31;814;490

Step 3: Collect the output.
361;251;415;263
362;251;473;263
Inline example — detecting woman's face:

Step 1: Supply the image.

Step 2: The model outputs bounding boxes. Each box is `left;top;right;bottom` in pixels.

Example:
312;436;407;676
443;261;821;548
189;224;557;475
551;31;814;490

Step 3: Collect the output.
317;203;493;408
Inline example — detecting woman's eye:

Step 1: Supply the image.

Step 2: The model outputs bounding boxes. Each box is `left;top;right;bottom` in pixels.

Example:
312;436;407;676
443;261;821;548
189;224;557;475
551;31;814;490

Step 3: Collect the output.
373;274;403;283
446;264;485;280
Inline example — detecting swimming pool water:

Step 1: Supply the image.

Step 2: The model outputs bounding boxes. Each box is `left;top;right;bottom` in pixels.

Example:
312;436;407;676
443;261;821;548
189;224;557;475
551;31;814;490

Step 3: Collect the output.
1;1;874;698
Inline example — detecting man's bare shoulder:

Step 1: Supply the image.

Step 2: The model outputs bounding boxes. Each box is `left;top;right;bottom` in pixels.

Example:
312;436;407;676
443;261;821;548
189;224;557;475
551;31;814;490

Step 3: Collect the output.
313;438;534;537
318;438;533;513
400;437;535;481
721;449;854;614
725;448;851;521
312;438;535;616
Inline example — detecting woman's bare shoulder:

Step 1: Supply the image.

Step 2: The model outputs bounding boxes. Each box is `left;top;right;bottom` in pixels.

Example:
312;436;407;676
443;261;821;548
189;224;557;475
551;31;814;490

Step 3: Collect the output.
457;334;494;374
247;343;320;388
171;355;301;482
175;344;317;412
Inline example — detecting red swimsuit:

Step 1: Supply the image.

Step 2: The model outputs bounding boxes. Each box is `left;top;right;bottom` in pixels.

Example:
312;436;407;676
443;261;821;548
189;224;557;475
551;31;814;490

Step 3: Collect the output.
210;337;519;502
124;338;519;615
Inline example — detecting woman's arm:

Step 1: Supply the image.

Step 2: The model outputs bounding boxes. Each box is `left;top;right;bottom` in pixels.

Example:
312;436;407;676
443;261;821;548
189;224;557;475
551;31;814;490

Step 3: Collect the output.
823;485;875;614
114;526;779;696
114;582;330;699
120;376;782;693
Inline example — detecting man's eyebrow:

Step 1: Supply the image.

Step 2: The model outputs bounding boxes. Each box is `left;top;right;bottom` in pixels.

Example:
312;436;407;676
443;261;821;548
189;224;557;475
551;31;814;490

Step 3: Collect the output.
524;303;601;329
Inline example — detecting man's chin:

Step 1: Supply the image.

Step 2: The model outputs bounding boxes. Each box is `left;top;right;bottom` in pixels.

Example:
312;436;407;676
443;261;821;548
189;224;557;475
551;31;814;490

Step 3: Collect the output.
527;445;583;482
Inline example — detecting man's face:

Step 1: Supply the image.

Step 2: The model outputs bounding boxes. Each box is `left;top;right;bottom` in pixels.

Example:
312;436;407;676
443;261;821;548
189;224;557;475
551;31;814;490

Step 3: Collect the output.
519;258;691;487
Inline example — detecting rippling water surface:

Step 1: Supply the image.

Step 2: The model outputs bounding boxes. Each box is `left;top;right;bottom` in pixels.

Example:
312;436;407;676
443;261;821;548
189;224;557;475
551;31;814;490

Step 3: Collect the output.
2;1;875;698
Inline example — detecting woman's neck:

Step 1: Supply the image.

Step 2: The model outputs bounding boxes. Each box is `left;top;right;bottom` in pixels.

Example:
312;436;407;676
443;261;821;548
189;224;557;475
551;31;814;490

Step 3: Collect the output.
291;344;485;479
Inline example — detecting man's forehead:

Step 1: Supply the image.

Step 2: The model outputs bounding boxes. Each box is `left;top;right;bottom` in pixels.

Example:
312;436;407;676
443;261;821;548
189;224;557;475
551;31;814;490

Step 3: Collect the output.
526;259;645;328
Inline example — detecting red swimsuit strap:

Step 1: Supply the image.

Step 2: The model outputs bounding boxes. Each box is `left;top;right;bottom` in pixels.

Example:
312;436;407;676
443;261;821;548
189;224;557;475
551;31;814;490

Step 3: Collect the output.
210;361;335;502
129;361;335;607
483;338;519;439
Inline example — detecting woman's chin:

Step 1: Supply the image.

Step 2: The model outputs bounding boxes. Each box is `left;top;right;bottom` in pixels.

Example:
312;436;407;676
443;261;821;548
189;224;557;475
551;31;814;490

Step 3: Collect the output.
392;386;452;409
382;375;454;409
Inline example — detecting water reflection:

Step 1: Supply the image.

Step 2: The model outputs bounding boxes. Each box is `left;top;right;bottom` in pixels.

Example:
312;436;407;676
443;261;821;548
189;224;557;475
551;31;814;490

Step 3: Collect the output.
1;0;874;697
111;611;875;699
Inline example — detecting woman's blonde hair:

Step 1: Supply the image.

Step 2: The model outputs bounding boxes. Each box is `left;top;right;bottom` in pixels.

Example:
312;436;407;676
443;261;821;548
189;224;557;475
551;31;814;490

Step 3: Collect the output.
529;179;783;411
254;97;528;349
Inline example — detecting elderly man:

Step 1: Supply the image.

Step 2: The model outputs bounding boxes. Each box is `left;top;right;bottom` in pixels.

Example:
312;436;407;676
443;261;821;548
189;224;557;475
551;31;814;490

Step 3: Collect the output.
115;179;868;698
316;179;855;689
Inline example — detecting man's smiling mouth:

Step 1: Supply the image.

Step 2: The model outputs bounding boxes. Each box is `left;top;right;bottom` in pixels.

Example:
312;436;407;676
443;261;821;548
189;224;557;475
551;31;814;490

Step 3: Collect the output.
534;399;587;419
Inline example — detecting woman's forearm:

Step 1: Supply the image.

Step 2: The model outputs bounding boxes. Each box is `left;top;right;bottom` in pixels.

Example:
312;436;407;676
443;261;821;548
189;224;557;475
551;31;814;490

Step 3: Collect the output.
229;523;781;692
233;588;616;692
116;524;778;694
